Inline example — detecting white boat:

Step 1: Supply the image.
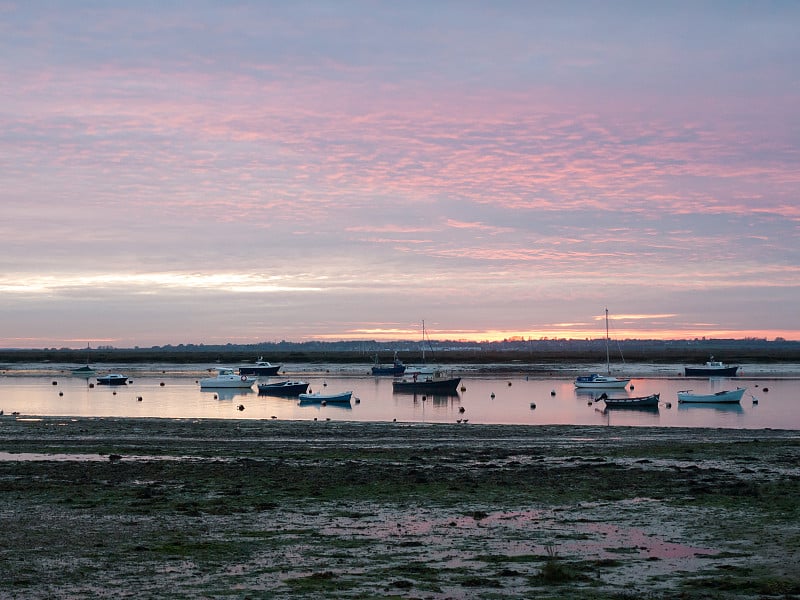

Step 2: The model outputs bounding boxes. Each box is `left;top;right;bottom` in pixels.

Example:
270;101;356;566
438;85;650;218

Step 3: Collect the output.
574;373;631;389
200;368;257;389
677;388;746;404
96;373;128;386
574;308;631;389
403;365;436;377
298;390;353;404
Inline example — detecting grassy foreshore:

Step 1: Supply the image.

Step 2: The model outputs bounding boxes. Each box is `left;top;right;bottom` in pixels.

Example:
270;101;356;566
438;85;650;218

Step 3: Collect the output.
1;417;799;599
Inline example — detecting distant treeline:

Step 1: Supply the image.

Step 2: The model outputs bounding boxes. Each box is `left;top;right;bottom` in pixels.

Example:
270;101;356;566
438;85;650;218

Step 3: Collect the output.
1;338;798;365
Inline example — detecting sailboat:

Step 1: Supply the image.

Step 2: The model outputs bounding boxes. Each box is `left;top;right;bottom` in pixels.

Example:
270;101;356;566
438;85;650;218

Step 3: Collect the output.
404;320;437;377
574;309;631;389
71;343;96;377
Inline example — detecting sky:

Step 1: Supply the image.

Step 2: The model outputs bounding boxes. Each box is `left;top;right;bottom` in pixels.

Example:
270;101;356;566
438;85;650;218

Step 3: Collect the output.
1;1;799;348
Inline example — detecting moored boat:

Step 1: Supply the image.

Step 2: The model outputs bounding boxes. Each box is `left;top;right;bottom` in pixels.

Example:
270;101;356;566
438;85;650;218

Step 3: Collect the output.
71;344;95;376
574;373;631;389
257;380;309;396
298;390;353;404
404;365;436;377
574;309;631;389
200;368;257;389
238;358;281;376
597;392;660;409
71;365;96;377
677;388;745;404
684;356;739;377
371;352;406;376
392;376;461;395
404;320;438;377
96;373;128;386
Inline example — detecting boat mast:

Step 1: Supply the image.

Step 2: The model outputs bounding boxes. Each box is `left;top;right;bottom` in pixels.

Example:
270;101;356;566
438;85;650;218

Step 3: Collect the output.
421;320;426;363
420;319;435;363
605;308;610;375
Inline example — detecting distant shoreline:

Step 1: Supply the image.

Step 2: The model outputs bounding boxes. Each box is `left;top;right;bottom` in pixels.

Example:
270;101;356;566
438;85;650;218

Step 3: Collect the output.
2;342;800;368
2;360;800;378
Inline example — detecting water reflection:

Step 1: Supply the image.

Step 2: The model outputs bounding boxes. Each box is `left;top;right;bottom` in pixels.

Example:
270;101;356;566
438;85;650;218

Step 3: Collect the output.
297;401;352;412
392;388;461;397
0;372;795;428
602;405;660;413
574;387;623;399
399;393;462;407
203;388;254;401
677;402;744;414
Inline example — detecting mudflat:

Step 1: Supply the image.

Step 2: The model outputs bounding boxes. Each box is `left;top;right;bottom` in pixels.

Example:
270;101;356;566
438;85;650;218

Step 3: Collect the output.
1;417;799;599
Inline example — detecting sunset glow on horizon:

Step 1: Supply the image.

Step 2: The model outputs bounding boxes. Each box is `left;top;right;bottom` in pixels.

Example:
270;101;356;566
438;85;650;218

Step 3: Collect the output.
1;2;798;349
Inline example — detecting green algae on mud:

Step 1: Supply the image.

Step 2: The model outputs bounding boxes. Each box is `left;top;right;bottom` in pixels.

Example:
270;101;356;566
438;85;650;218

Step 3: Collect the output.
1;417;799;599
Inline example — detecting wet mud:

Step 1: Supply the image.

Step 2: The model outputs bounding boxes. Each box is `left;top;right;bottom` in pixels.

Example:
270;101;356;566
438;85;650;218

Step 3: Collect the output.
1;417;799;598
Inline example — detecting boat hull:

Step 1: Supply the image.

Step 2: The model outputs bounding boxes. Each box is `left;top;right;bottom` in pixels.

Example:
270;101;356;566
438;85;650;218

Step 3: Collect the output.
258;381;309;396
96;374;128;386
238;365;281;376
601;393;660;408
298;391;353;404
392;377;461;395
574;375;630;389
684;366;739;377
200;375;256;389
71;366;96;377
371;364;406;375
404;366;436;377
677;388;745;403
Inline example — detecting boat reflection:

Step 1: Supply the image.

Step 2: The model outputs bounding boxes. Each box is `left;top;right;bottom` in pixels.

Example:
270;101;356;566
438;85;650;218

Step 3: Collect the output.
400;392;461;406
297;400;352;412
203;388;254;401
677;402;744;414
575;387;627;399
602;404;659;413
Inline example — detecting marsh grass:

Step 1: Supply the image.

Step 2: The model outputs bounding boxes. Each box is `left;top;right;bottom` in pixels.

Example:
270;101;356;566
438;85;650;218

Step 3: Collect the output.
684;564;800;596
532;543;593;585
284;571;343;593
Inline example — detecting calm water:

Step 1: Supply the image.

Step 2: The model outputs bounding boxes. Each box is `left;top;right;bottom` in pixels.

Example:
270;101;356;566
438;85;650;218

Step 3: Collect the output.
1;364;798;429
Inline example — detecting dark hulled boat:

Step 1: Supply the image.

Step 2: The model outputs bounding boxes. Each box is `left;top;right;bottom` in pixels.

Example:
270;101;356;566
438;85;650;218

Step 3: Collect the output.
238;357;281;376
597;392;660;409
96;374;129;386
392;376;461;395
371;352;406;376
684;356;738;377
257;380;309;396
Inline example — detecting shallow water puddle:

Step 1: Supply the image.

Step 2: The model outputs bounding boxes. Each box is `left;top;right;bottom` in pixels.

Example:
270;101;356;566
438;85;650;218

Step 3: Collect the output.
575;522;715;559
0;451;197;462
318;505;716;563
